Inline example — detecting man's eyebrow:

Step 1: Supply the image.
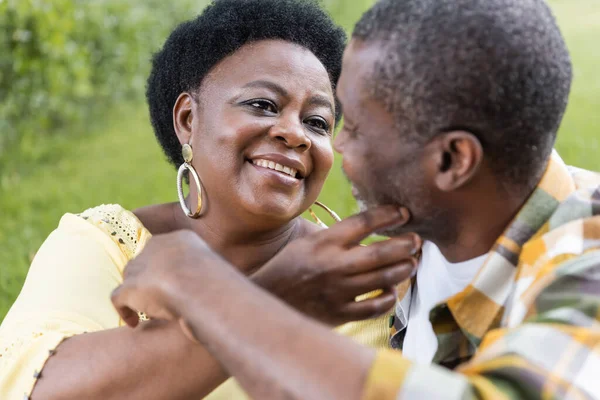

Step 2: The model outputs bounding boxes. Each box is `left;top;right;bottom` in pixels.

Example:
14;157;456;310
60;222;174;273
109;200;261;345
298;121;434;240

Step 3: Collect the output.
242;80;289;97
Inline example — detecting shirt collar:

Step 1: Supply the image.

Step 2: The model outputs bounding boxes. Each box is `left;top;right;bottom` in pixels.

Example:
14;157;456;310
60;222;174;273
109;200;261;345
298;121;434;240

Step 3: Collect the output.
392;151;577;345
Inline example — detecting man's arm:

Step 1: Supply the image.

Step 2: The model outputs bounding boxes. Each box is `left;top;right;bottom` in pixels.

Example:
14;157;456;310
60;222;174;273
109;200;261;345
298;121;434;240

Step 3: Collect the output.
107;207;417;400
111;228;379;400
158;248;600;400
180;259;377;400
113;218;600;399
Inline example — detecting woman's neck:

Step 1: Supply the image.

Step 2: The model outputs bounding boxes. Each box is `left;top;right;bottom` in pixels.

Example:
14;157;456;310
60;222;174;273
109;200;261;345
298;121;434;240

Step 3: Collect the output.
136;202;303;275
187;211;301;275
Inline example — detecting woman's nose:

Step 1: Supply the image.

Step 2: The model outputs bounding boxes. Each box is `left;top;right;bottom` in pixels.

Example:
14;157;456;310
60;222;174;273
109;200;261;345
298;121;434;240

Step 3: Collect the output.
269;117;311;151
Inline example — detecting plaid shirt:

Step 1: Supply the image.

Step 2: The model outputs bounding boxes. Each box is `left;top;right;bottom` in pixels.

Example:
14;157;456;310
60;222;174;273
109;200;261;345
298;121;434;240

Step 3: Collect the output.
363;152;600;399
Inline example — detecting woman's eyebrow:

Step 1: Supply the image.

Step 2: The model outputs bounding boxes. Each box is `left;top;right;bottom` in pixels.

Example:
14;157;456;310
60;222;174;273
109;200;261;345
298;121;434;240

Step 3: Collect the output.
242;80;334;116
242;80;289;97
308;95;334;117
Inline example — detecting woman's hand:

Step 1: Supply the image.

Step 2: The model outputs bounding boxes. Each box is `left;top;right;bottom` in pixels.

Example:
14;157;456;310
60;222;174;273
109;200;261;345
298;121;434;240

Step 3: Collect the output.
252;206;421;326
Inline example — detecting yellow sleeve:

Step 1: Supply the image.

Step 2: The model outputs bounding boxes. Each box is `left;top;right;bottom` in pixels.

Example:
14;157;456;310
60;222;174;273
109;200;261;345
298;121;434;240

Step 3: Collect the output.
335;289;393;349
335;314;391;348
362;349;476;400
361;349;412;400
0;213;128;398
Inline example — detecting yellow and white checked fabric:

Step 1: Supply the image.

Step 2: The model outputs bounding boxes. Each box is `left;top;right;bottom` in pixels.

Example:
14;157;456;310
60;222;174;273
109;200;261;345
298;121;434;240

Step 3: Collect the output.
363;152;600;399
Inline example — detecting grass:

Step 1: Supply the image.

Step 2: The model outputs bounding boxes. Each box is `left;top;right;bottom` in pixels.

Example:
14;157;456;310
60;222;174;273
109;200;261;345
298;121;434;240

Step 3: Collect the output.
1;0;599;320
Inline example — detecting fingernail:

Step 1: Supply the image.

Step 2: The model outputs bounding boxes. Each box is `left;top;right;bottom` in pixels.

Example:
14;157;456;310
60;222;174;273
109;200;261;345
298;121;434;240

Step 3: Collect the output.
398;207;410;222
410;234;422;255
410;266;418;278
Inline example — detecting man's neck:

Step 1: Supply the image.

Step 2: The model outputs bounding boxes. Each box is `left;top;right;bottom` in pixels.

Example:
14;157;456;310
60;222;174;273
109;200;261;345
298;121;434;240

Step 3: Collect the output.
433;182;534;263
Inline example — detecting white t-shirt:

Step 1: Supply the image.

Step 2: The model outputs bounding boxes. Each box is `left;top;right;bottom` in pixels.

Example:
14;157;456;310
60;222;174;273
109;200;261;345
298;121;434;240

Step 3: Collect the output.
402;241;487;364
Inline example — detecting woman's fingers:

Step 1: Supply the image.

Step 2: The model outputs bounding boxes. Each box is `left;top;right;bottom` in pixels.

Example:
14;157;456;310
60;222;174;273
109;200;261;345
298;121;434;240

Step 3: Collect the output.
340;235;419;275
337;290;397;321
324;206;410;246
342;261;415;296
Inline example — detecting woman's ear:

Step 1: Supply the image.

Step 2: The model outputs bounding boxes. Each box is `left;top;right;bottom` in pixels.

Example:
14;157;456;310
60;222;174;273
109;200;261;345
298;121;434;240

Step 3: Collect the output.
433;131;483;192
173;93;195;146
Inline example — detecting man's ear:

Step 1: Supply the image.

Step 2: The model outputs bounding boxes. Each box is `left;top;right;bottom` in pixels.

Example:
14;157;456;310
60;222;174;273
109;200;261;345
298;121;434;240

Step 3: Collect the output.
173;93;195;146
432;131;483;191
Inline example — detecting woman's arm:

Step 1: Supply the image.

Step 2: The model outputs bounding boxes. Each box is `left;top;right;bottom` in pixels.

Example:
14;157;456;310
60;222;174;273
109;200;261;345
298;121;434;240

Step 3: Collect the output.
0;213;229;400
32;321;228;400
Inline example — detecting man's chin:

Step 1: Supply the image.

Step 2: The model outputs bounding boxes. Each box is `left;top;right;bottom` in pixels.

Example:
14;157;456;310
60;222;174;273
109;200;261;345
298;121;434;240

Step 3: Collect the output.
356;198;369;212
351;188;376;213
354;199;412;237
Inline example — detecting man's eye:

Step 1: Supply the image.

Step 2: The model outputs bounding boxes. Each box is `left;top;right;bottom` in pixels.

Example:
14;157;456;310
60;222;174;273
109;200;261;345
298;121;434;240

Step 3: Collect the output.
341;124;359;139
306;117;330;134
246;99;277;113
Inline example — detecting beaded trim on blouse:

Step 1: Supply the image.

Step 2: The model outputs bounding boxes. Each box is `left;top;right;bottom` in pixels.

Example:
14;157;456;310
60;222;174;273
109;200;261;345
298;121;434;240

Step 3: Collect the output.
77;204;146;260
77;204;150;321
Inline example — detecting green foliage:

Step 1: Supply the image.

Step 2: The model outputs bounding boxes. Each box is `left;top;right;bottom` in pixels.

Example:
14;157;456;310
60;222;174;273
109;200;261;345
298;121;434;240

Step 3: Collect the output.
0;0;207;166
0;0;376;320
1;0;599;321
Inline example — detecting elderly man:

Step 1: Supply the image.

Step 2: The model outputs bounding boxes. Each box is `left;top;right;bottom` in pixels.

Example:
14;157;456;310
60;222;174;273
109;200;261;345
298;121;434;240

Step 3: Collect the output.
112;0;600;398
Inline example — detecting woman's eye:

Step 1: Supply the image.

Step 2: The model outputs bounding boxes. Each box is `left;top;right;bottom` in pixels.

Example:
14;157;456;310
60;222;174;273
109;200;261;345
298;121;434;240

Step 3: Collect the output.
306;117;330;134
246;99;277;113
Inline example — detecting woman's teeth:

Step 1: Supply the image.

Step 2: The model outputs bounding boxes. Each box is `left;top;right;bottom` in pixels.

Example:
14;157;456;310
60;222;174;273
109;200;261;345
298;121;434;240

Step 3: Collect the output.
252;159;298;178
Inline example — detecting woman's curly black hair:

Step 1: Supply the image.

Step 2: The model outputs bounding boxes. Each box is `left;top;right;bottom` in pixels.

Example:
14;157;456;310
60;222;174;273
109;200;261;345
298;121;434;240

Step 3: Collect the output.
146;0;347;168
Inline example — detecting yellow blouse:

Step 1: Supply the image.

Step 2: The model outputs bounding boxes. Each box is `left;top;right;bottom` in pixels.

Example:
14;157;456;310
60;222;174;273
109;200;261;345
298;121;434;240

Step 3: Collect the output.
0;204;390;399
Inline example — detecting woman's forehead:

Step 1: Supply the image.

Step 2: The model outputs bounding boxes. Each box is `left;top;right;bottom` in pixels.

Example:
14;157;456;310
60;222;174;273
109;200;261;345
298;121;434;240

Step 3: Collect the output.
202;40;333;96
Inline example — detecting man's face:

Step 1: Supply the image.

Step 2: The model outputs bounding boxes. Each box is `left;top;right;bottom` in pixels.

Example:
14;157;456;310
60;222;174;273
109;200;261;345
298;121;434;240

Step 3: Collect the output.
334;40;441;237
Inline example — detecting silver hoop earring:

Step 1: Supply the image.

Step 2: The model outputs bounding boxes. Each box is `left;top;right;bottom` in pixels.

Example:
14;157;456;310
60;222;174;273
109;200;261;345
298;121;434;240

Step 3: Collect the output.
176;143;204;218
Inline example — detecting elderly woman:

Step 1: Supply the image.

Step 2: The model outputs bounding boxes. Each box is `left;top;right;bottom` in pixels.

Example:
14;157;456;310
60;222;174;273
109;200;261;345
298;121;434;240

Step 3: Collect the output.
0;0;417;399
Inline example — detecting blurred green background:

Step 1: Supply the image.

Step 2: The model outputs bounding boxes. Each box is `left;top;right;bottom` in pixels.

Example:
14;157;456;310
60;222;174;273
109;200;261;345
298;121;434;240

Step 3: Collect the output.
1;0;598;320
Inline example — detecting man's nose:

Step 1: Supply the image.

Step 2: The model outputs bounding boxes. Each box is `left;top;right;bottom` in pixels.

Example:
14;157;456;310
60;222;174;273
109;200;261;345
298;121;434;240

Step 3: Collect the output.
333;128;345;154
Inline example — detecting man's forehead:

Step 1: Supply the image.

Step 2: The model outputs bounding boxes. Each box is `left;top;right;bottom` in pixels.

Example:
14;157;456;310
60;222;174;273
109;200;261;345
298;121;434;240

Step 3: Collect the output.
343;39;385;73
339;39;384;104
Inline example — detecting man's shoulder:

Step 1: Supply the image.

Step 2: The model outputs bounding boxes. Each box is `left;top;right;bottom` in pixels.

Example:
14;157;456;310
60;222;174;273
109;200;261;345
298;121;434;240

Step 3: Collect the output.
506;181;600;327
516;170;600;295
568;165;600;191
523;172;600;262
547;180;600;233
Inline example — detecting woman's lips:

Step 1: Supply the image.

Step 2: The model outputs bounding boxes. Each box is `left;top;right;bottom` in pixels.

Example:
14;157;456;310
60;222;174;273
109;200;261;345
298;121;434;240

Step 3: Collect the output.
247;160;302;187
251;158;298;178
248;153;307;178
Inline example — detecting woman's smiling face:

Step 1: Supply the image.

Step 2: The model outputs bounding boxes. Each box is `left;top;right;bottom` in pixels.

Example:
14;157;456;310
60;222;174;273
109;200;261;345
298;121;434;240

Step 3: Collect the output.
174;40;335;225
